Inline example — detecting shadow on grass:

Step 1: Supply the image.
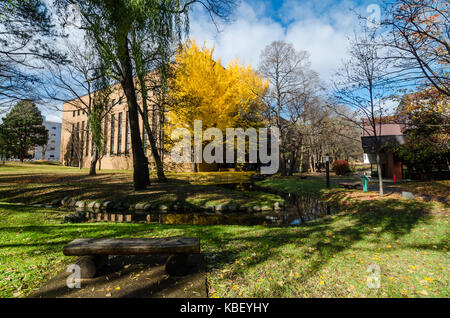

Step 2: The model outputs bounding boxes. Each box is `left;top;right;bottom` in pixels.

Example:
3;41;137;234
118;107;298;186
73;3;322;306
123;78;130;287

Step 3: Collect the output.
0;193;441;297
0;171;264;207
188;197;437;296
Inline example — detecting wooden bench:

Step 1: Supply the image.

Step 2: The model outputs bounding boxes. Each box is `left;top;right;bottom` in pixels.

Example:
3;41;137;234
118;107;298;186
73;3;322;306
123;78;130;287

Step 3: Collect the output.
63;237;200;278
339;182;362;190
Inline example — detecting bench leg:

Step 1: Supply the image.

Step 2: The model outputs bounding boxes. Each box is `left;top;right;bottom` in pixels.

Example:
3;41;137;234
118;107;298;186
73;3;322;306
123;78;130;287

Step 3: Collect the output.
94;254;108;269
75;255;108;279
165;254;189;276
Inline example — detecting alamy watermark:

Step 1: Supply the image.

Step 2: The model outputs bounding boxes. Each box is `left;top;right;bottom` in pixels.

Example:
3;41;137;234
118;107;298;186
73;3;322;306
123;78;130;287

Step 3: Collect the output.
66;264;81;289
170;120;280;175
366;264;381;289
367;4;381;29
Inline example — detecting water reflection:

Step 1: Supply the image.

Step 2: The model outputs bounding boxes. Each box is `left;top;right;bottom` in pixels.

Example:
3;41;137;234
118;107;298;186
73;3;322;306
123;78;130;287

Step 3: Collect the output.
81;182;336;226
217;182;335;226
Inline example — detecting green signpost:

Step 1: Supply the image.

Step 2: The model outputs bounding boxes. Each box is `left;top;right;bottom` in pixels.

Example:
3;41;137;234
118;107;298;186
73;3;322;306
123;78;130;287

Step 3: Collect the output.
360;175;369;192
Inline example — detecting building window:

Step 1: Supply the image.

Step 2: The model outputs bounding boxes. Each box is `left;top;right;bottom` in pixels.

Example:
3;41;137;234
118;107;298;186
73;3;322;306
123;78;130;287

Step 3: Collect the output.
103;115;108;155
125;111;130;155
70;124;74;157
52;127;56;130
85;124;90;157
110;114;115;156
77;109;80;116
73;111;75;117
76;122;80;158
117;112;123;155
80;121;85;156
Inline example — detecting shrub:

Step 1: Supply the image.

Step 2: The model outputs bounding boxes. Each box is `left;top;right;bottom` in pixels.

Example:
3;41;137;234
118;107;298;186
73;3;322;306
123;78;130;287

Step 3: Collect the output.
332;160;351;176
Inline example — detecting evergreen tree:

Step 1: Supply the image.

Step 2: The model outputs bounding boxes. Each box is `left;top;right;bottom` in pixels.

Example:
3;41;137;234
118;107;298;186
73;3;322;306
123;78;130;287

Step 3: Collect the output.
0;100;48;162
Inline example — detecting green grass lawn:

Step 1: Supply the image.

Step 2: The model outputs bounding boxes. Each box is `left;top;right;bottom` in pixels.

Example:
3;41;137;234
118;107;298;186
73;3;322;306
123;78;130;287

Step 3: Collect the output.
1;198;448;298
1;163;448;298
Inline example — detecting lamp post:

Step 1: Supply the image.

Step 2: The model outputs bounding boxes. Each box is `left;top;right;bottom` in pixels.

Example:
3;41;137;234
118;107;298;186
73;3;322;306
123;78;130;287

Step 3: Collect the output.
326;153;330;188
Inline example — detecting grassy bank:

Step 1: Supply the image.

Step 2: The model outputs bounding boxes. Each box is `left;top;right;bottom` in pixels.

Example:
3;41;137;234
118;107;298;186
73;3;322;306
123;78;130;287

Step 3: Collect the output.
1;163;448;298
391;180;449;203
255;176;329;198
0;198;448;298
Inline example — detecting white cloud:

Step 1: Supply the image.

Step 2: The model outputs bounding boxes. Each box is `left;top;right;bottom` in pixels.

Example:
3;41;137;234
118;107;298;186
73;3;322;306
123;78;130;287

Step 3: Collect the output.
189;0;371;84
190;2;285;67
43;112;62;123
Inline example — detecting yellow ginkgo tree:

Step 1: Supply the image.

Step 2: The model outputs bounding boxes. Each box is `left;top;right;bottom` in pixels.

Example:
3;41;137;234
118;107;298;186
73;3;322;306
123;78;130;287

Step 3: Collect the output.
167;39;268;137
166;40;269;171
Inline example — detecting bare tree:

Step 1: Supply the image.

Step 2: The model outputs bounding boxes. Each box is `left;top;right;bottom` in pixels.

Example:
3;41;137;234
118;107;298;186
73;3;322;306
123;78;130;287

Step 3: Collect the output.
43;43;118;175
331;30;395;196
0;0;66;111
309;106;363;167
258;40;321;175
379;0;449;96
40;143;49;160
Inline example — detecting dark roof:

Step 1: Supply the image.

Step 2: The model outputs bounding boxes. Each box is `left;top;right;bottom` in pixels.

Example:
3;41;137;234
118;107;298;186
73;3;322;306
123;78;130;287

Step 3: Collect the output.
361;135;406;152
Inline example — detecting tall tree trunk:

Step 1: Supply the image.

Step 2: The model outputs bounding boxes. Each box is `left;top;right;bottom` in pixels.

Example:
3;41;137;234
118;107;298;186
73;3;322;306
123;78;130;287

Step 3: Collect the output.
299;148;304;176
89;148;98;176
132;42;168;184
288;151;296;176
312;153;317;173
138;85;166;183
376;151;384;196
119;39;150;190
280;153;287;176
143;122;167;182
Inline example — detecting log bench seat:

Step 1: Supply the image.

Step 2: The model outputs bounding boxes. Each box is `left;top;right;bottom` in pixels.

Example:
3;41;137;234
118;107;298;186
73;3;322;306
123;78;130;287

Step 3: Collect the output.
339;182;362;189
63;237;200;278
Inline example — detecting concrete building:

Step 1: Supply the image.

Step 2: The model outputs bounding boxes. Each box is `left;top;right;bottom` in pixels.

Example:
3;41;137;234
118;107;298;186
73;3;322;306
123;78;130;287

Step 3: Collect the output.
33;120;62;161
361;118;406;181
60;86;191;172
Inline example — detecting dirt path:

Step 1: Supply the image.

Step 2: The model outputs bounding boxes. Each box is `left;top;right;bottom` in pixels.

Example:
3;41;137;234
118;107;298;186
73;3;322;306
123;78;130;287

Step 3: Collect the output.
30;254;207;298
